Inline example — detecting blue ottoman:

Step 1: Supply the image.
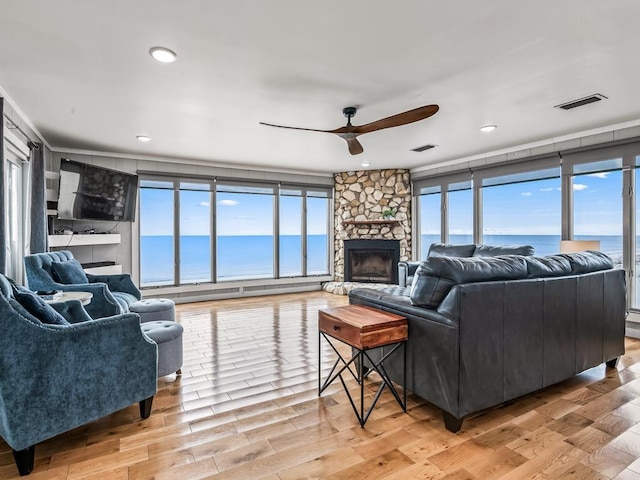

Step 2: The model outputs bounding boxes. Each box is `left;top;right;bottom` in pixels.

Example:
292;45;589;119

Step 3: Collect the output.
141;321;183;377
130;298;175;323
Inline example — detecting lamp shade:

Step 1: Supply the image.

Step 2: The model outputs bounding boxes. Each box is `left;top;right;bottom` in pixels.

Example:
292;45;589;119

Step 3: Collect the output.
559;240;601;253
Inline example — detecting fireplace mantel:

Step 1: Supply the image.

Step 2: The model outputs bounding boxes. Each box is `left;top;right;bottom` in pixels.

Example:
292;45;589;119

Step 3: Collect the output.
342;220;401;226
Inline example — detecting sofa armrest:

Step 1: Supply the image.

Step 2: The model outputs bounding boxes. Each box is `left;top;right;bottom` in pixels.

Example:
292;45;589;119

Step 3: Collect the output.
87;273;142;300
49;299;94;323
398;261;422;287
45;281;122;319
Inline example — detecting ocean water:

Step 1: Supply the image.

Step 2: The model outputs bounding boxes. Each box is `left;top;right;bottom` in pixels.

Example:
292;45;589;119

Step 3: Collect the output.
421;234;623;261
141;233;625;286
140;235;329;286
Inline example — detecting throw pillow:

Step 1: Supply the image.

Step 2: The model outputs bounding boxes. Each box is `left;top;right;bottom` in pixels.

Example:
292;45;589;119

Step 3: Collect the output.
409;262;455;308
13;289;70;325
51;259;88;284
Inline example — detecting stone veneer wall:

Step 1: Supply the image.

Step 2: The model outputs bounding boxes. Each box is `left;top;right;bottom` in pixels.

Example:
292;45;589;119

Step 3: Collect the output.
333;169;411;281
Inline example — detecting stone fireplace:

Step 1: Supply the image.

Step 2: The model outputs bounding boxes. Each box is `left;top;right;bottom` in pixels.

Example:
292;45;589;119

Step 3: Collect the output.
343;239;400;284
332;169;411;283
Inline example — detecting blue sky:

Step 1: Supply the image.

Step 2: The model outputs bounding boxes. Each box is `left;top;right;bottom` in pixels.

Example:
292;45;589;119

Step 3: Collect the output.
421;171;622;236
140;189;328;236
142;171;622;237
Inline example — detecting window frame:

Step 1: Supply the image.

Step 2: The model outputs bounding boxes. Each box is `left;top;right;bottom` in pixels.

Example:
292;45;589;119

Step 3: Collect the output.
137;174;332;288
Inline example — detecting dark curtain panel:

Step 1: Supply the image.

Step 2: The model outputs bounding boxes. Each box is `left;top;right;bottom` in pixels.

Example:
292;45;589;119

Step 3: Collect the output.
30;143;48;253
0;98;5;274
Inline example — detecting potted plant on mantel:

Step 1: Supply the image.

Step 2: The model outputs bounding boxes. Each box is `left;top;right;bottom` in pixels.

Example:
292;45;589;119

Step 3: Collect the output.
382;208;396;220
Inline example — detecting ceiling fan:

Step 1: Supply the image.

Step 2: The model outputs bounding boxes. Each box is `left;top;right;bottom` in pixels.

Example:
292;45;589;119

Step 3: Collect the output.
260;104;439;155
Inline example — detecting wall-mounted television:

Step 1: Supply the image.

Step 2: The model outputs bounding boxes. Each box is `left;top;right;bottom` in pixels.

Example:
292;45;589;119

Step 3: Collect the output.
57;159;138;222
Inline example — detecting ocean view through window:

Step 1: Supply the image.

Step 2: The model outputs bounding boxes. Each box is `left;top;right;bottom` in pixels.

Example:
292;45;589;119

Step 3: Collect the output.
139;177;331;287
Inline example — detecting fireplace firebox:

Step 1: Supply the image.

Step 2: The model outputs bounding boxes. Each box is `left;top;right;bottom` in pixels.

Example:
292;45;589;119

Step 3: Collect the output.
343;239;400;284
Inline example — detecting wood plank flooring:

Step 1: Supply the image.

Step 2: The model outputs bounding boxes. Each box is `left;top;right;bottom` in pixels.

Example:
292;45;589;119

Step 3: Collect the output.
2;291;640;479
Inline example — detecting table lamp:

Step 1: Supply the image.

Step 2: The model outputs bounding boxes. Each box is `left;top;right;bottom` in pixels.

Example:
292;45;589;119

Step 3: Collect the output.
559;240;601;253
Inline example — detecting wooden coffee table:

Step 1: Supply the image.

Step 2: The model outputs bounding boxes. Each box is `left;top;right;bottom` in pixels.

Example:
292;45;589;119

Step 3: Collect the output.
318;304;408;426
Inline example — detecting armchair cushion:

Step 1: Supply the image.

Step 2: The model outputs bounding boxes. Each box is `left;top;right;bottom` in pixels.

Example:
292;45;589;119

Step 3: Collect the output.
51;259;88;284
13;288;70;325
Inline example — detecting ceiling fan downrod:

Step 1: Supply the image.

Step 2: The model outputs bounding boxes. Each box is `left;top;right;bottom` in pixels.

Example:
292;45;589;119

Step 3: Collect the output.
342;106;357;126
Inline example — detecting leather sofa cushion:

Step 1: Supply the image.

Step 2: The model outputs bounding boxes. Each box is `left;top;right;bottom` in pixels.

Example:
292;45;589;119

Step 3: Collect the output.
427;243;476;258
559;250;614;274
525;255;572;278
473;244;535;257
410;255;529;307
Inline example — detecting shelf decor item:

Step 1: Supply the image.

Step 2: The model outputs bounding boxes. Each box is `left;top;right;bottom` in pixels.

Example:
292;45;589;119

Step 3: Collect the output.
382;208;396;220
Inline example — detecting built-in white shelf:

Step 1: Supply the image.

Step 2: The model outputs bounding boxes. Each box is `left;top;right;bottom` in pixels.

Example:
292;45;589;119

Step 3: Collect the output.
48;233;121;248
84;264;122;275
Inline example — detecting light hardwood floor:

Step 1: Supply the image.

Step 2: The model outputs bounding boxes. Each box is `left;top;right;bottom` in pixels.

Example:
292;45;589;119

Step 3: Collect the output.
2;291;640;479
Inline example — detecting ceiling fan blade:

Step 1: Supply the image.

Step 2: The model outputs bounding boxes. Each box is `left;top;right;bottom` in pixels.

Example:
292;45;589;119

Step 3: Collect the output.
344;137;364;155
259;122;334;134
354;104;439;134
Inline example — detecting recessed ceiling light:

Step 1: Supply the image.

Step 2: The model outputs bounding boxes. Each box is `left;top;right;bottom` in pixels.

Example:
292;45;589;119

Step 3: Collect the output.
136;135;151;142
149;47;177;63
361;162;371;167
480;124;497;133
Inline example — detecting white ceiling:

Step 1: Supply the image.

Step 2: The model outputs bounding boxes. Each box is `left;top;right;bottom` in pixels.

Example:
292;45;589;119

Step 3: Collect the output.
2;0;640;174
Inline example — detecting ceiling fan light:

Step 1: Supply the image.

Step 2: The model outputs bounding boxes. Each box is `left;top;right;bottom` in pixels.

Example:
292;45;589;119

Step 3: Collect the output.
149;47;177;63
136;135;152;142
480;124;497;133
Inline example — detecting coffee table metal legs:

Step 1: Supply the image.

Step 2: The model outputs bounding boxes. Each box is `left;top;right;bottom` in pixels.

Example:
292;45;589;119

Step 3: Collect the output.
318;332;406;427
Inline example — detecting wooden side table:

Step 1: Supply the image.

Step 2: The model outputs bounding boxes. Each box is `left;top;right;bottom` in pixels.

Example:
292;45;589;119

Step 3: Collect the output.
318;304;408;427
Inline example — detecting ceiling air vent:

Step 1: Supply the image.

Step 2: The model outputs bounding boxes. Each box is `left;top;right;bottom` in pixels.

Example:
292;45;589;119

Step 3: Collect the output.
554;94;607;110
411;144;437;153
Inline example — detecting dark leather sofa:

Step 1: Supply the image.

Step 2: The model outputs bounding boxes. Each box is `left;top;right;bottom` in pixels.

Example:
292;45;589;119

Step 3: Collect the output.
397;242;535;287
349;250;626;432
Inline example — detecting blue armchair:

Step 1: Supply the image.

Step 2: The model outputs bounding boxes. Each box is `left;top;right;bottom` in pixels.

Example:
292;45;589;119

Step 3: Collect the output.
24;250;141;318
0;274;157;476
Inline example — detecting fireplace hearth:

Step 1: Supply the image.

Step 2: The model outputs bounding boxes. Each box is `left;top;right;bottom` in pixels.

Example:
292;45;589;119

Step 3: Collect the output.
343;239;400;284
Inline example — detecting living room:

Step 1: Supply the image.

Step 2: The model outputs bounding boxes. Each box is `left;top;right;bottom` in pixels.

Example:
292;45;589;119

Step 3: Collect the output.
3;1;640;479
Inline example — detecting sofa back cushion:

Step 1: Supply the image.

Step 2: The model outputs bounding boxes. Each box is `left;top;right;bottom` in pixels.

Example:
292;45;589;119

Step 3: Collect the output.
410;255;529;307
473;244;535;257
525;255;572;278
427;243;476;258
559;250;614;274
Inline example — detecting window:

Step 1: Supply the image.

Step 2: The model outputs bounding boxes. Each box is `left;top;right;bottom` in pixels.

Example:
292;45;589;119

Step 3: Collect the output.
138;176;331;287
481;167;561;255
572;158;623;264
279;189;303;277
306;191;330;275
139;180;175;286
279;187;330;277
447;181;473;245
216;184;275;281
179;182;212;284
418;185;441;259
634;156;640;308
